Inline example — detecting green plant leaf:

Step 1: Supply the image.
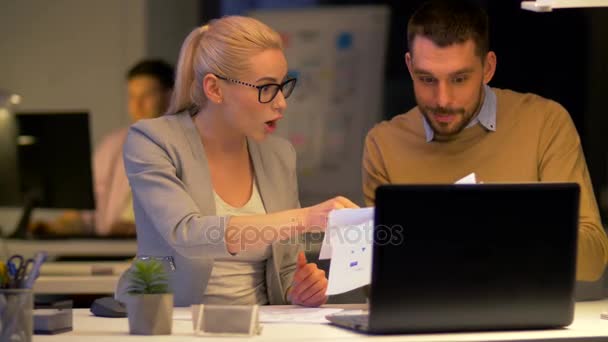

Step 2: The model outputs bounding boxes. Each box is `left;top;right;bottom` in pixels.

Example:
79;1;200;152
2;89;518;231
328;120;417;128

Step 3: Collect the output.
127;259;171;294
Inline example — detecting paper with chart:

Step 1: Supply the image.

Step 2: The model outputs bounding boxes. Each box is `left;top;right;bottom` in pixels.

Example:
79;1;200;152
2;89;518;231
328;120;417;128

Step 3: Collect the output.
320;176;475;295
320;207;374;295
319;207;374;259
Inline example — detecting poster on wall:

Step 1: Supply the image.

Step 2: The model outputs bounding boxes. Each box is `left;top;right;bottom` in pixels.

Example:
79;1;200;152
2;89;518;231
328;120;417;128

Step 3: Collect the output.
251;6;389;206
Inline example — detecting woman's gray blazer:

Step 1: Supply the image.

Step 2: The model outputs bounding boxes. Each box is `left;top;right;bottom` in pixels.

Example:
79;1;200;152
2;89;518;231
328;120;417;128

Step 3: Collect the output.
114;112;301;306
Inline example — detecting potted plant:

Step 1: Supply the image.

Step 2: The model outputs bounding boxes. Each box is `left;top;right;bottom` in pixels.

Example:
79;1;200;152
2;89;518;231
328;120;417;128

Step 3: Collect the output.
125;259;173;335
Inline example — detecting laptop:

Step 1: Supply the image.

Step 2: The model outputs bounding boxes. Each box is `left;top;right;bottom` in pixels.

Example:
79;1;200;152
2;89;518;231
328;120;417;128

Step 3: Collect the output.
326;183;580;334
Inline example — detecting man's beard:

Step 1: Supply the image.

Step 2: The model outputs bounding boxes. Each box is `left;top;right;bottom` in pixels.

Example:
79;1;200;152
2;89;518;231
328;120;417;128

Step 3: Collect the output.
418;87;484;138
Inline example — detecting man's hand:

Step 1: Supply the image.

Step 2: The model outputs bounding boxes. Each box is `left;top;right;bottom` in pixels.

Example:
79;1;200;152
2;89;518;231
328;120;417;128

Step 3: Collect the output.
28;210;84;236
288;252;328;307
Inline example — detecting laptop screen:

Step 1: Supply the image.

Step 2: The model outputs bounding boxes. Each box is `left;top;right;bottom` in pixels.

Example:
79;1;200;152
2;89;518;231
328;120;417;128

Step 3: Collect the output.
369;183;579;333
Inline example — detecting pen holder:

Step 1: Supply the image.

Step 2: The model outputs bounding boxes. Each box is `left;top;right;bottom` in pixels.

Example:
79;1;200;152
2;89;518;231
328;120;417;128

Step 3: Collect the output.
0;288;33;342
191;304;261;337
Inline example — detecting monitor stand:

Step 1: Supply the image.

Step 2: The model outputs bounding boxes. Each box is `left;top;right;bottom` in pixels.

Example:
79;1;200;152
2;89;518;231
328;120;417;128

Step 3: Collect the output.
8;190;40;239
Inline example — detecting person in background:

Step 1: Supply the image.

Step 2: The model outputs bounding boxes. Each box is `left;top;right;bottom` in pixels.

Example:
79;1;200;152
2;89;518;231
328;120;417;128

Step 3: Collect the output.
31;59;174;237
115;16;359;307
362;0;608;281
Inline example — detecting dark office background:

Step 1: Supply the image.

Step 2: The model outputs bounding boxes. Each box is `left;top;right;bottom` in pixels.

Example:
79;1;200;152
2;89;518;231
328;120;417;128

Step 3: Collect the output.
199;0;608;223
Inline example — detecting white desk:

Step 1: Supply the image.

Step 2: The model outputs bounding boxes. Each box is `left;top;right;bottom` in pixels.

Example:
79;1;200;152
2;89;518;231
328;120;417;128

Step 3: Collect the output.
33;301;608;341
4;239;137;259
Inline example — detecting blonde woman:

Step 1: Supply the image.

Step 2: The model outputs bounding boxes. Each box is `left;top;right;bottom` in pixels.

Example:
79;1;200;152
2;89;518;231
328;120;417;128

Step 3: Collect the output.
115;16;358;307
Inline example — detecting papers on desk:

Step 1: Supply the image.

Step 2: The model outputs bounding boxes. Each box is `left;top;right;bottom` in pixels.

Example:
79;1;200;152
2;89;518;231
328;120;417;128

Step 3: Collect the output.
259;307;344;324
174;307;344;324
320;207;374;295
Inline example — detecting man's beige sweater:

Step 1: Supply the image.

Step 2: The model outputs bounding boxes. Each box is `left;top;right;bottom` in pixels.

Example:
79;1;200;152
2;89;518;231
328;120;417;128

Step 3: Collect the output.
363;88;608;281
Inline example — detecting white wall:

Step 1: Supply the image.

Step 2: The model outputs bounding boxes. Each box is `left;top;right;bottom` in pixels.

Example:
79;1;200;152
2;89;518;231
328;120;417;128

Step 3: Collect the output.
0;0;199;234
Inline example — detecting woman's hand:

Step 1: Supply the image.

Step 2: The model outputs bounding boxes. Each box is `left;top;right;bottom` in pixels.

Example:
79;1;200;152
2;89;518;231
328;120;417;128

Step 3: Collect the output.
225;196;358;253
288;252;328;307
304;196;359;231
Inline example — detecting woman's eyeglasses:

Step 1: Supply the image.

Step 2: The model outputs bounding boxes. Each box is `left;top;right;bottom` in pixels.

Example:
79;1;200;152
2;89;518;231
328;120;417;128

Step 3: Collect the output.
214;74;297;104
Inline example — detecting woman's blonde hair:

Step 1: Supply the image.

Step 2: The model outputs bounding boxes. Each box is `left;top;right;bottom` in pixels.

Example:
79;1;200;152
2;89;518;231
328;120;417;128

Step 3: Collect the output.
167;16;283;115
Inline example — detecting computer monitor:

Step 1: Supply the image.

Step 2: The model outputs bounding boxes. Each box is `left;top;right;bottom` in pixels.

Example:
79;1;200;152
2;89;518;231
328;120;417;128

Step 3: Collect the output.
0;111;95;238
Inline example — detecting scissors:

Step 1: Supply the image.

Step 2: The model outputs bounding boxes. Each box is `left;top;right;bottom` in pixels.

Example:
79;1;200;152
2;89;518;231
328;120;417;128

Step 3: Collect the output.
6;254;34;288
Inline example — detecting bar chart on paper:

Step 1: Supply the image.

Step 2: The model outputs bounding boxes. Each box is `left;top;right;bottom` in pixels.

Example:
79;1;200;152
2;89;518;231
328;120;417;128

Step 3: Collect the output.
321;207;374;295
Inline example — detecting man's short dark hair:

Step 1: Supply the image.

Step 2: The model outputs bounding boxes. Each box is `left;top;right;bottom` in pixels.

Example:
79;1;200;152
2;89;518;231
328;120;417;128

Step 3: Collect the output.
407;0;489;58
127;59;175;90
